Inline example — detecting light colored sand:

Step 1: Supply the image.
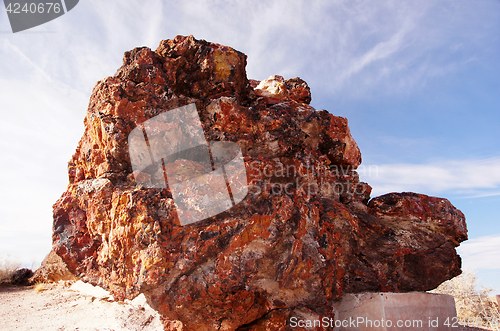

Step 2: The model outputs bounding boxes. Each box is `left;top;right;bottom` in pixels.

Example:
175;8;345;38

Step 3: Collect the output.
0;282;163;330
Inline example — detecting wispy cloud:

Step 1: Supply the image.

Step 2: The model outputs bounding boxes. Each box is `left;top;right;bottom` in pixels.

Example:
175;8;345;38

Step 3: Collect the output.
0;76;85;264
93;0;499;100
458;235;500;270
213;0;499;99
4;0;495;98
360;157;500;198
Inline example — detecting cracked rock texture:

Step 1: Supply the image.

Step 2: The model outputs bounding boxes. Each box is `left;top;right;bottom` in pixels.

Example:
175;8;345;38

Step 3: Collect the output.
52;35;467;331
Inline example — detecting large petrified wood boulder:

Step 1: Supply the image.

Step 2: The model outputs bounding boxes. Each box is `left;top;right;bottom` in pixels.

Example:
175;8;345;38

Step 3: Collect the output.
52;35;467;330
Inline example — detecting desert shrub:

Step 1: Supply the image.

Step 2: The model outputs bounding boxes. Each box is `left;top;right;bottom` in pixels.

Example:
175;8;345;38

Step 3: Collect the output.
34;282;46;292
0;257;21;285
431;270;500;329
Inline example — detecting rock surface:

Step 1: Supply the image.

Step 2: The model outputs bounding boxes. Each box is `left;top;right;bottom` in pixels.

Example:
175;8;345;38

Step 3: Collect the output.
30;250;78;284
10;268;33;286
52;35;467;330
332;292;457;331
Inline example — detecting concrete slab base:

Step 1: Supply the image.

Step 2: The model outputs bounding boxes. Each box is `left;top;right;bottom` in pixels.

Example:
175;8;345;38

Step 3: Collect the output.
332;292;457;331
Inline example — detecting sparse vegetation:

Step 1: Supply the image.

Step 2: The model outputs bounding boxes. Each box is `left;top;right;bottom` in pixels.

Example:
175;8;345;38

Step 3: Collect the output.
431;270;500;329
34;282;47;293
0;257;21;285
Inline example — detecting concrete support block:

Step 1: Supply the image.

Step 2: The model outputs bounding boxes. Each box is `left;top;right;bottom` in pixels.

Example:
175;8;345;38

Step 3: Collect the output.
332;292;457;330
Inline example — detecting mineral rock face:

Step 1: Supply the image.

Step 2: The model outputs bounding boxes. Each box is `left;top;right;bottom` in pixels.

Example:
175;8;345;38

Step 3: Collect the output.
53;35;467;330
29;250;78;284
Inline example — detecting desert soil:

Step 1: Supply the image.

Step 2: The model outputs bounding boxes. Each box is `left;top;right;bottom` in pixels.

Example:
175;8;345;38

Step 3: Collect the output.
0;283;494;331
0;282;163;330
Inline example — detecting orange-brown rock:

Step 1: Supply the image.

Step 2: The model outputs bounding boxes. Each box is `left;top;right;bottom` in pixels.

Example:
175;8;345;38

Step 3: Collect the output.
52;35;467;330
29;250;78;284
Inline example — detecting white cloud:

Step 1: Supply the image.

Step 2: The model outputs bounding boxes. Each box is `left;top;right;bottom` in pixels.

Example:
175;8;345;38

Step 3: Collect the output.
458;235;500;270
0;77;85;265
239;0;500;98
5;0;494;97
83;0;499;100
360;157;500;197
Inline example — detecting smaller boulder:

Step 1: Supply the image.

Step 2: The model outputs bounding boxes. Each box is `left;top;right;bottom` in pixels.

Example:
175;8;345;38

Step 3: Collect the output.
11;268;33;286
29;250;78;284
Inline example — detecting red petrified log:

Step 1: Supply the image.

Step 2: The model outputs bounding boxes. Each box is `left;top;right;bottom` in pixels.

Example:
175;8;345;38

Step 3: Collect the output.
53;35;467;331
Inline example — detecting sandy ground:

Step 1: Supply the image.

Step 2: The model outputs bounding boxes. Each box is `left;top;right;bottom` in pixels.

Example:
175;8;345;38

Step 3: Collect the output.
0;282;495;331
0;282;163;330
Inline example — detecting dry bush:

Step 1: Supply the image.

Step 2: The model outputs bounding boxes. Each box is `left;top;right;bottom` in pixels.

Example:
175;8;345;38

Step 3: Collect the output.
0;257;21;285
34;282;47;293
431;270;500;329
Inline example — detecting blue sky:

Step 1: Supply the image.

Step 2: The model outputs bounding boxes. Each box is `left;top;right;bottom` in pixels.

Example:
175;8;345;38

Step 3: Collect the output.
1;0;499;292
